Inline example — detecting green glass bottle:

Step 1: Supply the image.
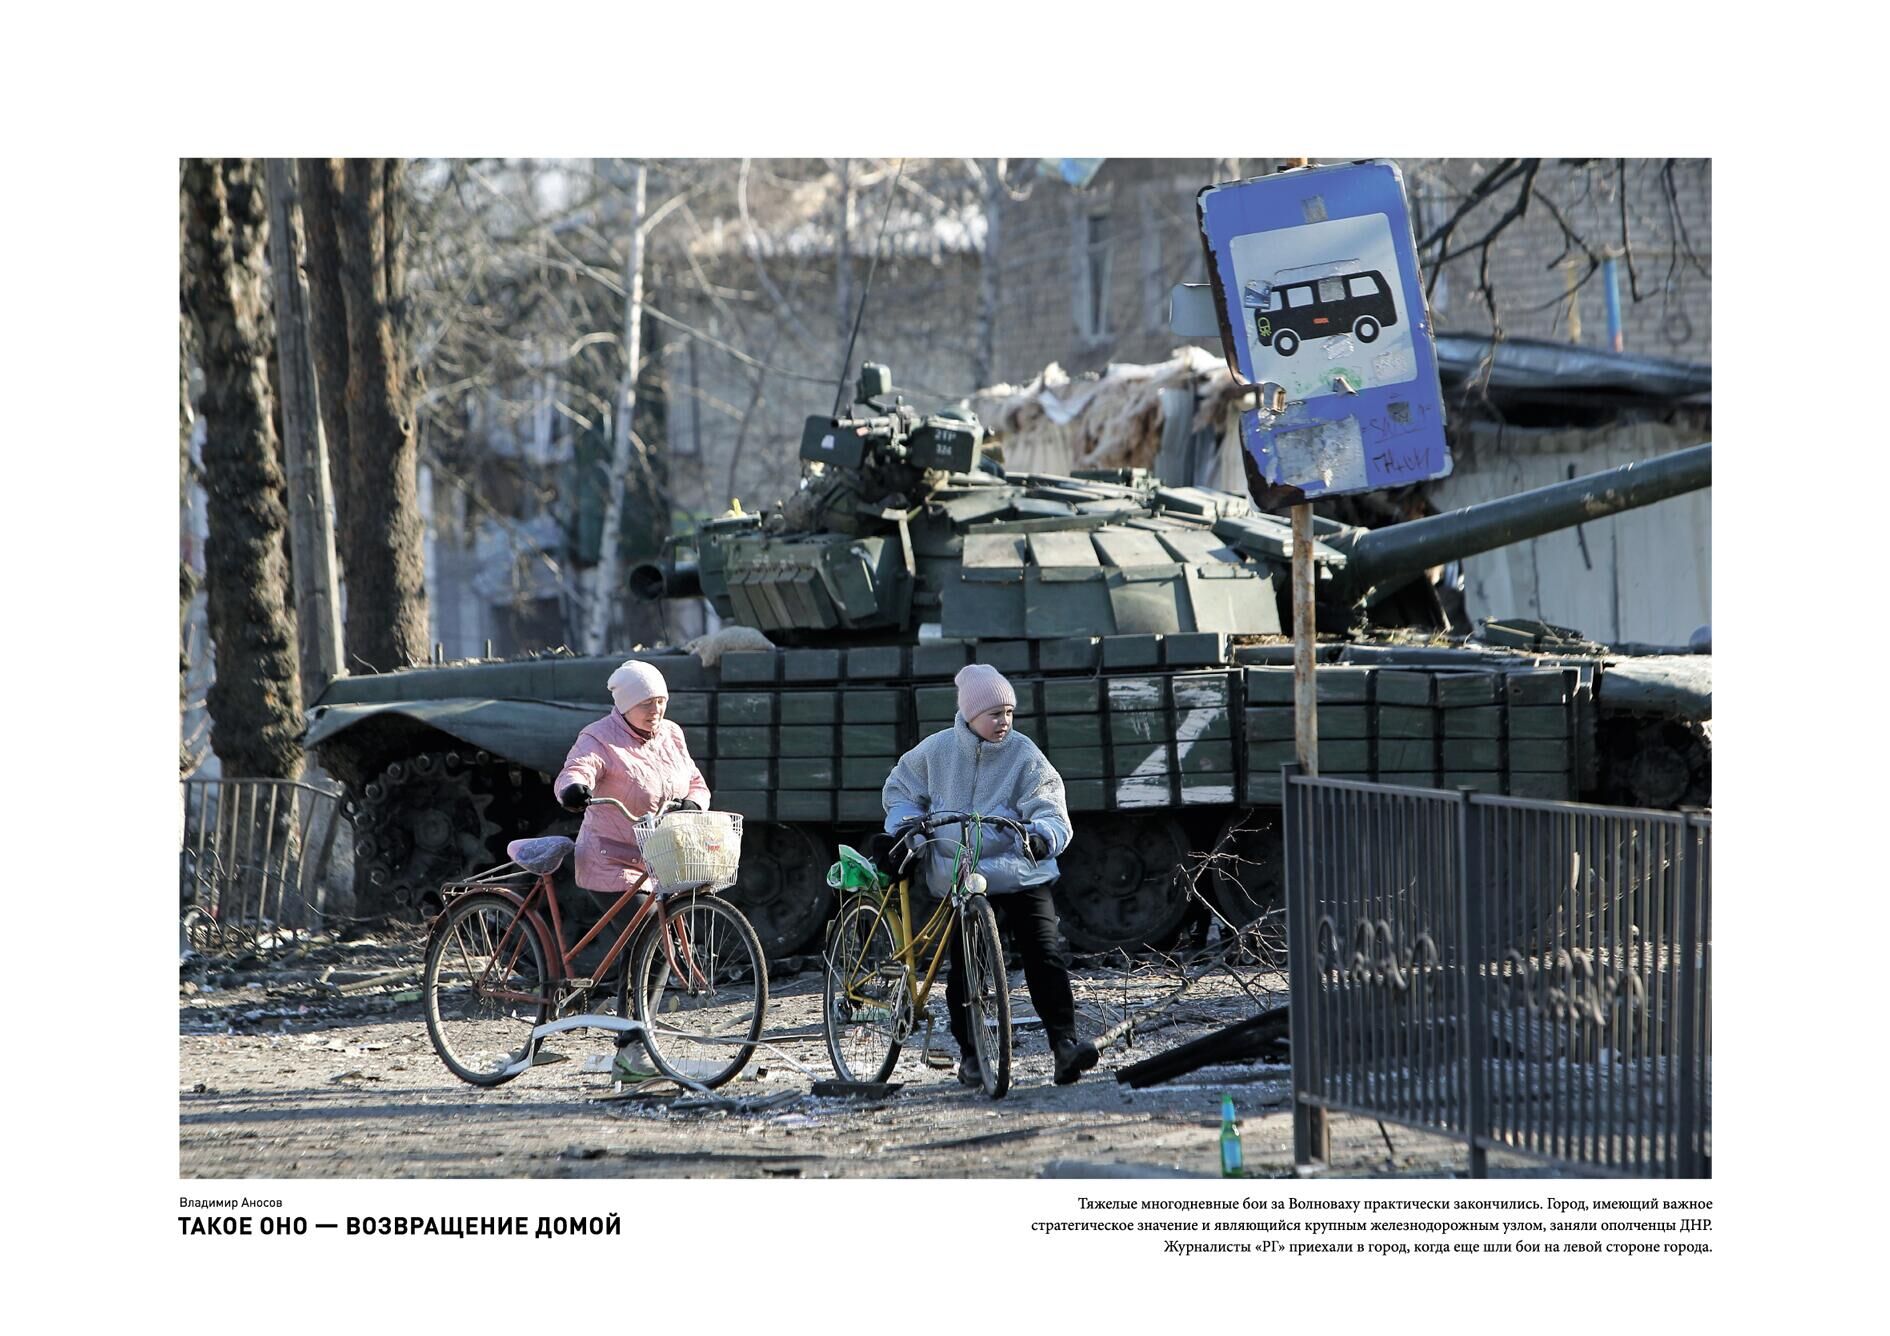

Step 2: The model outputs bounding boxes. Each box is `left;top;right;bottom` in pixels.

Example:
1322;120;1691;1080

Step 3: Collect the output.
1219;1093;1244;1178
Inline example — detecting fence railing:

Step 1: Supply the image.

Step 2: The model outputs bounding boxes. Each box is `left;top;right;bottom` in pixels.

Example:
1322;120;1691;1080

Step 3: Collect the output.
180;777;346;946
1283;766;1710;1178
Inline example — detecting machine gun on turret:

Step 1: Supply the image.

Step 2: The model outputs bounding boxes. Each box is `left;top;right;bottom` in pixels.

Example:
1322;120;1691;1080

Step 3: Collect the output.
797;362;987;478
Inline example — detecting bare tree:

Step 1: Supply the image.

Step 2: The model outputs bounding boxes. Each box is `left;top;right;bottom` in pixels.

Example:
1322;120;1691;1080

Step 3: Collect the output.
337;157;430;671
583;160;648;655
1410;157;1711;349
180;158;304;780
298;159;354;562
395;158;995;651
179;299;200;776
264;159;345;700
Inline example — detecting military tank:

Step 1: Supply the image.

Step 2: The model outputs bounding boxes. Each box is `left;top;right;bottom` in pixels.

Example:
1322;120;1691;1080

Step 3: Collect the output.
305;362;1711;957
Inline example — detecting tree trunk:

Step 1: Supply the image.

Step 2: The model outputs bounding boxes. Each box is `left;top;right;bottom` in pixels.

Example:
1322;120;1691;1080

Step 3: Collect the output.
179;302;200;776
264;159;345;702
297;159;352;567
582;161;648;656
180;158;304;781
337;157;429;672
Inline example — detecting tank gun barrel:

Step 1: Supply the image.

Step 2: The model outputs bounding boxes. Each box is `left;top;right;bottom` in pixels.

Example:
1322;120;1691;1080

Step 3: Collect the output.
1331;442;1712;600
629;557;701;602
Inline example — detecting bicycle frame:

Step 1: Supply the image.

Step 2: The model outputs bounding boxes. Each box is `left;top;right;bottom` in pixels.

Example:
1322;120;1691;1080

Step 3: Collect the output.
837;872;956;1032
440;861;707;1020
831;813;1022;1034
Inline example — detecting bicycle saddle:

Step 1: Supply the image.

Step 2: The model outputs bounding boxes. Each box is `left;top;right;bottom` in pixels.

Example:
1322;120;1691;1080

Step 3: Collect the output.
506;836;574;875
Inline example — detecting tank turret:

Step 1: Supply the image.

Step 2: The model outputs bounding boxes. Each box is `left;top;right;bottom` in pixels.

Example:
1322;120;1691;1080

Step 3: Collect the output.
634;364;1710;640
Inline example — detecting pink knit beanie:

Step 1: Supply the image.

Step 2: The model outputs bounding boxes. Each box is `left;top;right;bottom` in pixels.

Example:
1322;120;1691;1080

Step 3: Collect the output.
607;659;669;714
955;663;1016;721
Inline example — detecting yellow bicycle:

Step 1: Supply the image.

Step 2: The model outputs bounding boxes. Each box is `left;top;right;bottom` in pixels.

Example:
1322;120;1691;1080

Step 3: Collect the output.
821;811;1025;1099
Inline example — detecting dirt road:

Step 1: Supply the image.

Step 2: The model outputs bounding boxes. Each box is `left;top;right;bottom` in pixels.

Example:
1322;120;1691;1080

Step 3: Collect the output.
178;928;1483;1179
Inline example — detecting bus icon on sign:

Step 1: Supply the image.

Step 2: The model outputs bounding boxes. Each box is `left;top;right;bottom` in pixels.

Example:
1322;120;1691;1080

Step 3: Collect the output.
1245;269;1397;357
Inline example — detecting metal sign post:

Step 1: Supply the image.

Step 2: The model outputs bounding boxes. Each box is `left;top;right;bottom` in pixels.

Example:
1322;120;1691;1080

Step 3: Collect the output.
1184;158;1452;1168
1291;504;1318;775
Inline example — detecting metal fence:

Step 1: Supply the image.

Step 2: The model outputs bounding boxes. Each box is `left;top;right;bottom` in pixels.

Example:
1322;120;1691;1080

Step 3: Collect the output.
1283;766;1710;1178
180;777;346;946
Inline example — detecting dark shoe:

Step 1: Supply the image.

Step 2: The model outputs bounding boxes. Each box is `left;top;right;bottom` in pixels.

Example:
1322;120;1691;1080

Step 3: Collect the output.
1052;1035;1099;1085
957;1052;984;1088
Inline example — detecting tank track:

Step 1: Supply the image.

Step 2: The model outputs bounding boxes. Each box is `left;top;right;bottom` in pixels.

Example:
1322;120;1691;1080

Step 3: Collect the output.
349;749;515;917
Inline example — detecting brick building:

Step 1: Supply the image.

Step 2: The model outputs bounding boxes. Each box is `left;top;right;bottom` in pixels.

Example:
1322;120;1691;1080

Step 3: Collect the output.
985;157;1711;377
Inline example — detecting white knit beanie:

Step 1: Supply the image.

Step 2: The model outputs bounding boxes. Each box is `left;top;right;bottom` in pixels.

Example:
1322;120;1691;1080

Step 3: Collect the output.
607;660;669;715
955;663;1016;720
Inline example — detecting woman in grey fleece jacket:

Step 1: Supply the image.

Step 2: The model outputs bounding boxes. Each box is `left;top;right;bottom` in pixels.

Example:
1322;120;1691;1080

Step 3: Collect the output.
881;664;1100;1086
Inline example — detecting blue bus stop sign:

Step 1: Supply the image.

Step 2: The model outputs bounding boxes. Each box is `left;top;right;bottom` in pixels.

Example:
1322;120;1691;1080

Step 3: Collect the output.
1198;161;1450;498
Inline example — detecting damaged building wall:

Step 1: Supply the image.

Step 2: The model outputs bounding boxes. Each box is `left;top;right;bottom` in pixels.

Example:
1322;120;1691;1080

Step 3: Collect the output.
1430;418;1712;646
969;346;1232;477
989;163;1216;381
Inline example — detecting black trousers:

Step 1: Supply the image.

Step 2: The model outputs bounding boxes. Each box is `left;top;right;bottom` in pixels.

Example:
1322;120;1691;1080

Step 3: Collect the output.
942;881;1077;1054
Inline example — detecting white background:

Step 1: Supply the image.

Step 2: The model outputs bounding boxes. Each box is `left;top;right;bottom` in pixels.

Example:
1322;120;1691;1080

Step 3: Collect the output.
0;2;1869;1329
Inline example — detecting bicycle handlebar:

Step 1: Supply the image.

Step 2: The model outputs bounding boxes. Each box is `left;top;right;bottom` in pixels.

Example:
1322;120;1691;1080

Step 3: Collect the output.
904;810;1032;840
584;796;692;824
891;812;1043;879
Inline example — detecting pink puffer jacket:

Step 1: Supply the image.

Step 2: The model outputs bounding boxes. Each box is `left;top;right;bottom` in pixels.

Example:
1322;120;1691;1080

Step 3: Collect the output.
555;713;711;893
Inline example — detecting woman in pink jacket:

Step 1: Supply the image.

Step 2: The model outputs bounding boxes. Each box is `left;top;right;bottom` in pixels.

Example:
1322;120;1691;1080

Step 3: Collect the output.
554;660;711;1081
554;660;711;895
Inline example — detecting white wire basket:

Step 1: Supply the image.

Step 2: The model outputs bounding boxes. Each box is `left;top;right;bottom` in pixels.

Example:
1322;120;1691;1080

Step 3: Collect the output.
634;809;744;892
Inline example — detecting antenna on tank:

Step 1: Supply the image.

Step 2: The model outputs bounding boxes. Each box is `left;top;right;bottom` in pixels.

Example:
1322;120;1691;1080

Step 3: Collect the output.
831;158;906;417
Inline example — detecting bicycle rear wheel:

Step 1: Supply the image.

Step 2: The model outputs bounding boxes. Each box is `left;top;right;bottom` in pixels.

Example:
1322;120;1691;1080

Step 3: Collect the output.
423;892;552;1086
823;897;907;1084
630;893;767;1089
959;894;1011;1098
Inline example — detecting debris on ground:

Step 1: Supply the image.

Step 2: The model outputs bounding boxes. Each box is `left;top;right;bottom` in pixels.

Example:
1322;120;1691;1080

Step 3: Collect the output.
178;920;1544;1179
1116;1008;1291;1088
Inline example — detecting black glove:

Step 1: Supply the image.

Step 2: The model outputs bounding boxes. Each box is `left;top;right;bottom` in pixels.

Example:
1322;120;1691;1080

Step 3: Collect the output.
1027;832;1050;860
557;783;592;812
670;798;702;812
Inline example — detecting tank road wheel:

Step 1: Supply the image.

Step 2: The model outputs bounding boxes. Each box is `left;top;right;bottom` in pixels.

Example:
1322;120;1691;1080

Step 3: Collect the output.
1206;810;1287;941
1601;717;1711;809
1052;815;1191;954
722;822;834;958
351;749;504;918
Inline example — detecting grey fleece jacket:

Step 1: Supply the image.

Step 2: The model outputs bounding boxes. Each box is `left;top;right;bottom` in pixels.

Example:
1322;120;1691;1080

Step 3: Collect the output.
881;714;1073;896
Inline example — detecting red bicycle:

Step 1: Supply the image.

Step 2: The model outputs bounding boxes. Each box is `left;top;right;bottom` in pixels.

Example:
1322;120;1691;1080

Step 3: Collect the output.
422;799;766;1088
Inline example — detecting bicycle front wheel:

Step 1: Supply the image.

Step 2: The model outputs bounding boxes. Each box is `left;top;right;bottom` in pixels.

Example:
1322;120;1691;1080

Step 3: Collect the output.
631;893;767;1089
959;894;1011;1098
423;892;553;1086
823;897;906;1084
